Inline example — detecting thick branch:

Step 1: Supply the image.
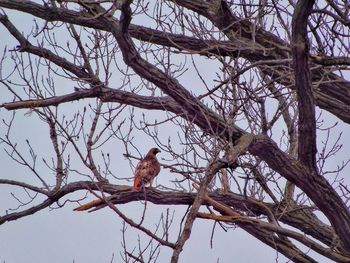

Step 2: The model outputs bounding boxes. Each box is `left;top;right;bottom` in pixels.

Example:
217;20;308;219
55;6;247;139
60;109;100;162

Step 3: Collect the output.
249;136;350;250
170;134;254;262
0;0;349;123
69;182;346;253
0;197;55;225
0;13;89;80
110;4;350;248
292;0;317;169
170;161;226;263
107;13;245;142
168;0;350;123
0;87;182;114
201;194;318;263
196;213;350;262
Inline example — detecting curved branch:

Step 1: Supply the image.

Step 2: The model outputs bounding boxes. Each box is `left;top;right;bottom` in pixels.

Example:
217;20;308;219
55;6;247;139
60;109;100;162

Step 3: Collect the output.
108;12;245;142
168;0;350;123
0;87;183;114
0;179;48;195
197;204;350;262
292;0;317;169
0;0;349;123
0;197;55;225
0;181;115;225
0;13;89;80
106;4;350;249
249;136;350;250
73;182;345;253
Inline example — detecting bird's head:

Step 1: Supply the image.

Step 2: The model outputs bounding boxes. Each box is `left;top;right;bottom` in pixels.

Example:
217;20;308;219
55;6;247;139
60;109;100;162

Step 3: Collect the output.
148;147;161;156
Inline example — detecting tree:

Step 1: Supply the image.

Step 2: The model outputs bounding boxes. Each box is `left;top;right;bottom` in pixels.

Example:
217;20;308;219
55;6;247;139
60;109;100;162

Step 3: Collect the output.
0;0;350;262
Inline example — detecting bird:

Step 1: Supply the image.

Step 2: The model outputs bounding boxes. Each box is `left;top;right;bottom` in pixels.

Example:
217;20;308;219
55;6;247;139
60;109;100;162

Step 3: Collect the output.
132;147;161;191
74;148;161;211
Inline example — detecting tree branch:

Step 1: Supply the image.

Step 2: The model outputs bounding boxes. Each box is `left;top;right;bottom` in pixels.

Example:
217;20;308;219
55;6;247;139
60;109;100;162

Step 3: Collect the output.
0;0;349;123
170;160;226;262
168;0;350;124
249;135;350;250
1;15;348;249
0;12;89;80
70;181;345;253
292;0;317;169
0;87;183;114
0;179;48;195
200;192;319;263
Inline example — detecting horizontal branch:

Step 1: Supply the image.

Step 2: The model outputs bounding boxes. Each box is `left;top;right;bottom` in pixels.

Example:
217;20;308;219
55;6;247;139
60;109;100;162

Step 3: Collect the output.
0;87;182;113
311;55;350;66
249;135;350;250
0;181;116;225
197;213;349;261
2;177;346;254
0;0;349;123
0;197;55;225
72;182;343;251
197;216;349;261
199;190;318;263
169;0;350;124
0;179;48;195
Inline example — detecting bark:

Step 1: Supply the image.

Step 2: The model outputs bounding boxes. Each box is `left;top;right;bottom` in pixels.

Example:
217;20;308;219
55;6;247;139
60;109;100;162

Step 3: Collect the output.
111;15;350;247
96;1;350;250
0;0;349;123
72;183;348;255
249;136;350;250
1;0;350;260
292;0;317;170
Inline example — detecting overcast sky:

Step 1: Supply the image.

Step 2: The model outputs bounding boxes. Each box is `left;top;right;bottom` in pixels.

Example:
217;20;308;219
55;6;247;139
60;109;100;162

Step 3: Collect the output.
0;2;349;263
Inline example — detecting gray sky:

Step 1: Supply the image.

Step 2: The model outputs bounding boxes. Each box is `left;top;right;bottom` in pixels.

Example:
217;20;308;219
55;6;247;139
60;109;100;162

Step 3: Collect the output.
0;2;349;263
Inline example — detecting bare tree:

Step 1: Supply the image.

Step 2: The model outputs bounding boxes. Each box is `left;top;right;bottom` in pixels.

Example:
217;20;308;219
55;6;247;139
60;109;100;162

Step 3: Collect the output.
1;0;350;262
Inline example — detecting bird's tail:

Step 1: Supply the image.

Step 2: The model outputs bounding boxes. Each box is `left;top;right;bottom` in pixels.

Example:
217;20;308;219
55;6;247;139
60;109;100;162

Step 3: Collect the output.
73;199;103;211
132;177;141;191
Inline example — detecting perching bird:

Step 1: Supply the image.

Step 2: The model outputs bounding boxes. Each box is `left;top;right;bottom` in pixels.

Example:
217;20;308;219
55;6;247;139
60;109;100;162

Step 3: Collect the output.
132;147;161;191
74;148;161;211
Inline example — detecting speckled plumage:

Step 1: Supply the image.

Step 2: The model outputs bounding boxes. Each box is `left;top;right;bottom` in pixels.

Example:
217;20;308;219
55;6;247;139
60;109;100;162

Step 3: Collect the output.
132;148;161;190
